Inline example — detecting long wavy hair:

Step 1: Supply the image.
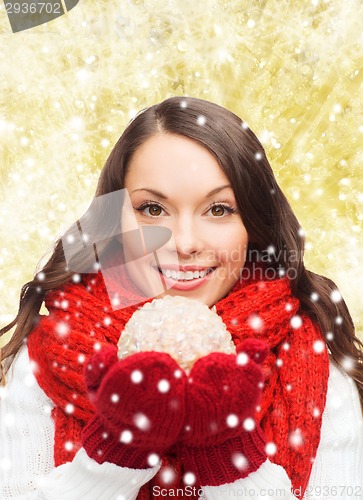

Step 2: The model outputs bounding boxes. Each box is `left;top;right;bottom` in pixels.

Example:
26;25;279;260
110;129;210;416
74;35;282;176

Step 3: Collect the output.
1;96;363;407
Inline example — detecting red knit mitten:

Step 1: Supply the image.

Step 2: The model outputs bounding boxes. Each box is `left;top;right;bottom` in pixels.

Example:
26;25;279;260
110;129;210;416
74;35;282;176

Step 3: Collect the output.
82;345;187;469
178;339;269;487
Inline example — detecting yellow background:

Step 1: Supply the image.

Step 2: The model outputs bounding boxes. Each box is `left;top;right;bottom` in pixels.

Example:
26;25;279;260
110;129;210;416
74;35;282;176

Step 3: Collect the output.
0;0;362;340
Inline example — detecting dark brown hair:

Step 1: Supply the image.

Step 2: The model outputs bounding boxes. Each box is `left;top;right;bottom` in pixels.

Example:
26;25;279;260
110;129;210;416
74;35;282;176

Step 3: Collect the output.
1;96;362;408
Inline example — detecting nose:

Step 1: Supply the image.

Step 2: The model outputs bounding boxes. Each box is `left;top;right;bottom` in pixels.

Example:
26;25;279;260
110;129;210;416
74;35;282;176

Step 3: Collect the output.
170;216;204;258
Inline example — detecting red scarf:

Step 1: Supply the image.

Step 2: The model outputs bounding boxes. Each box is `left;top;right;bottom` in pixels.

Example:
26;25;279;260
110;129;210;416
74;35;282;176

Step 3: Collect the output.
27;263;329;498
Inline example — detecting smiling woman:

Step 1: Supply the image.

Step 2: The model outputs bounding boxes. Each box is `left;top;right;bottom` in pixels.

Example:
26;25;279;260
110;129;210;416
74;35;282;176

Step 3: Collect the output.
0;96;362;500
123;133;248;306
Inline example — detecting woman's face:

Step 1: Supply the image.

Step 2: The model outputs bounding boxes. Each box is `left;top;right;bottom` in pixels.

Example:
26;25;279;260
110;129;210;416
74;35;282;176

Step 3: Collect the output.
123;133;248;307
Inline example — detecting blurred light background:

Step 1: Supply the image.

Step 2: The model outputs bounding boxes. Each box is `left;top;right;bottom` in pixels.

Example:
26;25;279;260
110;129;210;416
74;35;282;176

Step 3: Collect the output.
0;0;362;339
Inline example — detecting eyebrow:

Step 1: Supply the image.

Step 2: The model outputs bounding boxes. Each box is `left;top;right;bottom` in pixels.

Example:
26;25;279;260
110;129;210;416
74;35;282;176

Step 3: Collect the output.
131;185;232;199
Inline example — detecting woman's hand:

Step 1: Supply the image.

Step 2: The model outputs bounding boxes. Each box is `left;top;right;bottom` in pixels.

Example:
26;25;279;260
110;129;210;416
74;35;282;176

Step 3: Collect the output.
82;345;187;469
178;338;269;487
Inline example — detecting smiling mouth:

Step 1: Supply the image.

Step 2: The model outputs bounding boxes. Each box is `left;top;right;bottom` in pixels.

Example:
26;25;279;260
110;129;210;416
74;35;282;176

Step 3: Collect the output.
156;267;216;281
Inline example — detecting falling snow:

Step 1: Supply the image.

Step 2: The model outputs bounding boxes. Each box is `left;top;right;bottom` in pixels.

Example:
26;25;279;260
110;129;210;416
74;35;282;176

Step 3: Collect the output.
147;453;160;467
313;340;326;354
237;352;249;366
226;414;239;428
133;412;151;431
111;393;120;403
232;452;248;470
290;315;302;329
247;314;264;331
265;442;277;455
157;379;170;393
331;290;342;303
130;370;143;383
289;429;304;448
120;430;133;444
55;322;69;336
183;472;196;486
243;417;255;431
160;466;176;484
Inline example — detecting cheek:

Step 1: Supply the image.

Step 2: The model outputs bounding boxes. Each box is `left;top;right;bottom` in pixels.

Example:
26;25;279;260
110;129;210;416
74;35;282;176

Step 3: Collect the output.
214;227;248;265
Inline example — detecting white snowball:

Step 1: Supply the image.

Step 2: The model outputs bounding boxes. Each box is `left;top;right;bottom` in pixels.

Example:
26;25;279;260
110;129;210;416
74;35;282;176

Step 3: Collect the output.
118;296;235;371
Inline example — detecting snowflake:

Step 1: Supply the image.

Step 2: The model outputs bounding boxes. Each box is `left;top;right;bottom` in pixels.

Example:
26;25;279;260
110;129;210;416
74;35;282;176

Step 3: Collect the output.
265;442;277;455
103;316;112;326
313;407;320;418
130;369;143;383
160;466;176;484
64;441;74;451
111;393;120;403
56;321;69;336
335;316;343;325
65;403;74;414
157;379;170;393
313;340;325;354
183;472;196;485
197;115;206;126
232;452;248;470
147;453;160;467
330;290;342;303
247;313;264;331
93;342;101;351
289;429;304;449
243;417;255;431
310;292;319;302
120;430;133;444
226;414;239;428
341;356;354;372
78;354;86;363
237;351;249;366
133;412;151;431
326;332;334;341
290;315;302;329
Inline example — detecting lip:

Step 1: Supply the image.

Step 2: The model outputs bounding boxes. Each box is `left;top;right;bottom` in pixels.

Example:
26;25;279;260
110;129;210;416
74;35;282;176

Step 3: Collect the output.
155;266;217;291
157;264;216;272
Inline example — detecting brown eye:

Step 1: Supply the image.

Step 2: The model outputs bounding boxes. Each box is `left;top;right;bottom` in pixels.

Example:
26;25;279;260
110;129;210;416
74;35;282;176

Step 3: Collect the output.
147;204;162;216
211;205;225;217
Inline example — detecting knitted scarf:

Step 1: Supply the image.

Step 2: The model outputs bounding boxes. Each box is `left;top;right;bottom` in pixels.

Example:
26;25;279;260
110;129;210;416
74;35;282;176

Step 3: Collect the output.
27;262;329;499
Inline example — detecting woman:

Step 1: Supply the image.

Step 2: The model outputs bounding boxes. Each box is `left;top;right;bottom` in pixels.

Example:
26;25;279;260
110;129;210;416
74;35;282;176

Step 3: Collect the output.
1;96;362;499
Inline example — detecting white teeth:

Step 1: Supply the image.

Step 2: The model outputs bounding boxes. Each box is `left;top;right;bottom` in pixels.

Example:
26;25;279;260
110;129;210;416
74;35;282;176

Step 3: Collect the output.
160;269;212;280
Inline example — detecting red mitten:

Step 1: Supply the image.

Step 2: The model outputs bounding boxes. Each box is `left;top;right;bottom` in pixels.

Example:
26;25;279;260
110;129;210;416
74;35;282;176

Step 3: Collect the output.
178;338;269;487
82;345;187;469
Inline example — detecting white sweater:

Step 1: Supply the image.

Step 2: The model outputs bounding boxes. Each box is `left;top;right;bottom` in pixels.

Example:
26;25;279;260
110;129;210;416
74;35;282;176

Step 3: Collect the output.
0;345;362;500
